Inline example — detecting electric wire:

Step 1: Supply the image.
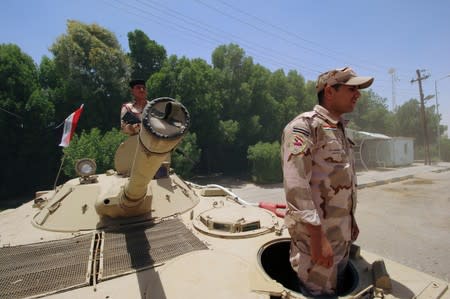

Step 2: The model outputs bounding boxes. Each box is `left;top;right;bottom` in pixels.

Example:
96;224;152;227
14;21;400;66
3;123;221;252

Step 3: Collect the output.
107;0;322;75
196;0;423;90
101;0;422;104
196;0;422;97
213;0;417;79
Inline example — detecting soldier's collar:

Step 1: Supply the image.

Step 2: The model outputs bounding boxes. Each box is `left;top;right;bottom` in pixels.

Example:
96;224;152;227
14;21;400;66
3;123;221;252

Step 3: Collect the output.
313;105;344;125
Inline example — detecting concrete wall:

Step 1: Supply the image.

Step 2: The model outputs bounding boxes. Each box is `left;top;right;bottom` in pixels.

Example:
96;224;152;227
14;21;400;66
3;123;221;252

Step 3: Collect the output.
377;138;414;167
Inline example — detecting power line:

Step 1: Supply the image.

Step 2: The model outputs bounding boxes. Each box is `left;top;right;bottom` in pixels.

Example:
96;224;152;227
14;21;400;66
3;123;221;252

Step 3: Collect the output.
193;0;347;71
105;0;322;74
206;0;416;78
101;0;425;103
107;0;417;84
213;0;384;74
107;0;223;46
139;0;319;73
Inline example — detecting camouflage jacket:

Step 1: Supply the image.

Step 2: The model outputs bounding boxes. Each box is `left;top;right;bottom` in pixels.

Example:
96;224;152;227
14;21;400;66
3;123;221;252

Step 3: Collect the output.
281;105;357;242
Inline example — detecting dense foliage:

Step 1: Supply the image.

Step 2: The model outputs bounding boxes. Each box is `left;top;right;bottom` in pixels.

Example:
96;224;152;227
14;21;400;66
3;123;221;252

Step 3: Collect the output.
1;20;448;201
0;44;59;197
171;132;201;178
247;141;282;183
128;29;166;80
440;138;450;162
50;20;130;131
62;128;127;178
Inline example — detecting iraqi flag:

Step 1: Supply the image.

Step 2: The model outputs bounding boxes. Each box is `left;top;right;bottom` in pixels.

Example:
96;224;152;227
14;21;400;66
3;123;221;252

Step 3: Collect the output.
59;104;84;147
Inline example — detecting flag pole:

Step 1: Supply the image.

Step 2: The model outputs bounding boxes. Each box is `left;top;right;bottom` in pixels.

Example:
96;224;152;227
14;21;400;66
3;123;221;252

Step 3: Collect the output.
53;153;66;190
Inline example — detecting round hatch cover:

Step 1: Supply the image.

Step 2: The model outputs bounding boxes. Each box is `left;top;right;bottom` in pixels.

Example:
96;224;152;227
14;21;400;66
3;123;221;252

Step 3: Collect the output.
193;205;277;238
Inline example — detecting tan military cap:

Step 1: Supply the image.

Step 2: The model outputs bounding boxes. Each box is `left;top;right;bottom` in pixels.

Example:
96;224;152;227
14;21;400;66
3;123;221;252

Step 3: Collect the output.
316;67;374;93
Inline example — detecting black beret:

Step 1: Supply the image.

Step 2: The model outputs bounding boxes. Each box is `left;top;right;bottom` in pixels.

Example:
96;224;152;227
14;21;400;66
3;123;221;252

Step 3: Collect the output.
129;79;146;88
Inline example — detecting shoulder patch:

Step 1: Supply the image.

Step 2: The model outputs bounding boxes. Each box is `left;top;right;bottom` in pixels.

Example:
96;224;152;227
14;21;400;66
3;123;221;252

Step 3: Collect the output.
286;132;309;156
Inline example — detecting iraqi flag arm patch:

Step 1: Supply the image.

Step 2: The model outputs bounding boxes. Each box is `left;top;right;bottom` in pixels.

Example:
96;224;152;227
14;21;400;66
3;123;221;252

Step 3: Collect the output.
286;133;309;158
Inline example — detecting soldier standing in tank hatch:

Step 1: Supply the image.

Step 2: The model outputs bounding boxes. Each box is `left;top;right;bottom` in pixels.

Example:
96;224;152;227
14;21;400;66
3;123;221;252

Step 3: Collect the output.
120;79;149;135
120;79;171;178
281;67;374;296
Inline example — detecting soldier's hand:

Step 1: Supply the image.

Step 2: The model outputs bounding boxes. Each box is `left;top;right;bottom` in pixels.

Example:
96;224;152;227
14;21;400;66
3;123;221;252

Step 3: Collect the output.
124;123;140;135
319;235;334;268
131;123;140;133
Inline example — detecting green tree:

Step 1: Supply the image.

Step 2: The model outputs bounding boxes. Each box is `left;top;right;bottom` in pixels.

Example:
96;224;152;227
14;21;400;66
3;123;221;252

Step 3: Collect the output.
148;55;222;172
212;44;254;118
392;99;422;141
171;132;201;178
247;141;282;183
265;69;312;142
391;99;443;160
440;137;450;162
346;90;392;133
423;103;441;145
211;44;259;172
0;44;52;198
128;30;167;80
62;128;127;178
38;56;59;89
50;20;131;131
219;119;240;144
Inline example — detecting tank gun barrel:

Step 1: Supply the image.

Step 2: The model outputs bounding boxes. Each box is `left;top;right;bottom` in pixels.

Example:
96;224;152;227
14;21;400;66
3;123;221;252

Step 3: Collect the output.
125;99;189;201
96;97;190;218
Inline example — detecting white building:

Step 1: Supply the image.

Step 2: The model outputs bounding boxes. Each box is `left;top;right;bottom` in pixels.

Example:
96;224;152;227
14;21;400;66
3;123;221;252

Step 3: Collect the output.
346;129;414;170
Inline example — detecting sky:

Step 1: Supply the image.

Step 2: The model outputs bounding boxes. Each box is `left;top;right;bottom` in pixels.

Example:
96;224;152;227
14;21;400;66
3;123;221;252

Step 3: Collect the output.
2;0;450;136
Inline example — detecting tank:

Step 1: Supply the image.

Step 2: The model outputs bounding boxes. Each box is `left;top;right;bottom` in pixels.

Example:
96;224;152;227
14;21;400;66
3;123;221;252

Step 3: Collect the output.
0;97;448;299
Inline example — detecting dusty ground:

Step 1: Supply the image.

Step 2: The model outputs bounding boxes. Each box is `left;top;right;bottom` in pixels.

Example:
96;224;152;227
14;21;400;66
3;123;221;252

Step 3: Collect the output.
355;171;450;282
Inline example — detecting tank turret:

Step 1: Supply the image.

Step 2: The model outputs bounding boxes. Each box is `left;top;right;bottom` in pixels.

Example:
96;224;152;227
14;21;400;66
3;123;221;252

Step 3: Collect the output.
31;97;193;232
95;97;190;218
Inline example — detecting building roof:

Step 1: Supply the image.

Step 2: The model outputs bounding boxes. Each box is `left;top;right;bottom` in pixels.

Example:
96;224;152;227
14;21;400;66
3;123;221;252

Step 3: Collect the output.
346;128;391;140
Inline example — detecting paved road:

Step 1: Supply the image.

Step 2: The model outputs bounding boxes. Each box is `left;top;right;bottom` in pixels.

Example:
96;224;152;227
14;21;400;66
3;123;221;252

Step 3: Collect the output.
197;164;450;282
355;170;450;282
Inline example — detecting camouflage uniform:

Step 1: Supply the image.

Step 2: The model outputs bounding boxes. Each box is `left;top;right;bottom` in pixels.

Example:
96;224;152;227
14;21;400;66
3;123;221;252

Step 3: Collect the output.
281;104;357;296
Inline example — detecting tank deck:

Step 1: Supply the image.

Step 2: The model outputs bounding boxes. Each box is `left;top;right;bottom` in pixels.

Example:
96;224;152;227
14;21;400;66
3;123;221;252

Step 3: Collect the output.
0;218;207;298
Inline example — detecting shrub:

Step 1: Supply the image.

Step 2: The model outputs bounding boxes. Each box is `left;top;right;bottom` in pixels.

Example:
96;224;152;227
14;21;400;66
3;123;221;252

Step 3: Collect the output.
62;128;127;177
440;137;450;162
247;141;282;184
171;132;201;178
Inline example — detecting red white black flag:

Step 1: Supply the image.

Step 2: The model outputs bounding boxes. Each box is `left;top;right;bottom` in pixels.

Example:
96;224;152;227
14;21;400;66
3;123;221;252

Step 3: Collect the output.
59;104;84;147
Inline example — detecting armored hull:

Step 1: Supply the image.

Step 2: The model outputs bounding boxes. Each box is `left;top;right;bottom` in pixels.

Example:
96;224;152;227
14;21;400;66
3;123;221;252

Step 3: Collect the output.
1;174;449;298
0;98;448;298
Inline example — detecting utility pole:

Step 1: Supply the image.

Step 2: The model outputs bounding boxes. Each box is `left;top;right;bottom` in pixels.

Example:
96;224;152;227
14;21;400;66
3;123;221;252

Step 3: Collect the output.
435;74;450;161
434;80;441;161
411;69;431;165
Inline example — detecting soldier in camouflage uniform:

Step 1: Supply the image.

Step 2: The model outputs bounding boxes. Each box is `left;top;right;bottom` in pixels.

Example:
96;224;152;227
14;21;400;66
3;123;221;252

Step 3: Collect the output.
281;67;374;296
121;79;149;135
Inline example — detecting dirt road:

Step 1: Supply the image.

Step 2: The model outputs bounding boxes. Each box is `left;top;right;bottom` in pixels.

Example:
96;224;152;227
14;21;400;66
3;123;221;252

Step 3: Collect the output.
355;170;450;282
